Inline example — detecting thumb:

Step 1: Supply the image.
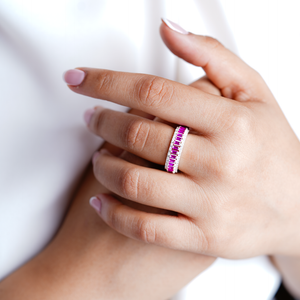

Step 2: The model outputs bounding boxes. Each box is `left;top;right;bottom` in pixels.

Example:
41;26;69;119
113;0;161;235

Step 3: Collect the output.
160;19;270;102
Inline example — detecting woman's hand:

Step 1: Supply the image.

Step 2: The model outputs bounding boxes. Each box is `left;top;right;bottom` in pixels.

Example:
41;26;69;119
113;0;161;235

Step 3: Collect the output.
65;20;300;261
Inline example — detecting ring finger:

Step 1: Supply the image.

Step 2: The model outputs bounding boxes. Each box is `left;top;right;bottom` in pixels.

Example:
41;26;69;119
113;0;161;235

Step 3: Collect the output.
87;106;217;176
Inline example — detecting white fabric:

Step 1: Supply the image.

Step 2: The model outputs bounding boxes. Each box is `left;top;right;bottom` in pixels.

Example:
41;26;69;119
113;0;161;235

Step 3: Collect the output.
2;0;300;298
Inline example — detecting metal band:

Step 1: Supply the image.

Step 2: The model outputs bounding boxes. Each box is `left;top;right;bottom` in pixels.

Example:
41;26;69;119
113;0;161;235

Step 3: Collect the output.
165;125;189;173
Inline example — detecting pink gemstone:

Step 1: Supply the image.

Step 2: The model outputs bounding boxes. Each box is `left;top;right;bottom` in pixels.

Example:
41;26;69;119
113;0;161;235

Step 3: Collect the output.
170;159;175;163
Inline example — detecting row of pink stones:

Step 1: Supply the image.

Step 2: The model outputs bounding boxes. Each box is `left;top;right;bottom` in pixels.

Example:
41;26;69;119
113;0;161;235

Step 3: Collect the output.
167;126;187;173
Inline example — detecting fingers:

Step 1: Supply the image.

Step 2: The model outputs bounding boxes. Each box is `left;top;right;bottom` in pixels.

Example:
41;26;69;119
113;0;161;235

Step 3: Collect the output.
67;67;237;134
90;193;207;253
87;106;218;175
160;19;271;101
92;149;200;216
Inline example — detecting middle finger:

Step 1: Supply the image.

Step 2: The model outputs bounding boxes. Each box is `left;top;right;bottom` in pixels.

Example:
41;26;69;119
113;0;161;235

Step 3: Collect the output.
68;68;236;134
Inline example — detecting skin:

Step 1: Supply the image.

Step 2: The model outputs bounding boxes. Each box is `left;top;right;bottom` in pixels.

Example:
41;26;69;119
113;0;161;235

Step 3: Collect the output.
67;21;300;297
0;110;215;299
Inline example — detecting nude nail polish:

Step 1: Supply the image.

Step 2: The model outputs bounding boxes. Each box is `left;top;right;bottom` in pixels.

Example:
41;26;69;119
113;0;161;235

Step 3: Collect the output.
84;108;95;126
89;196;101;213
92;151;100;164
63;69;85;86
161;18;189;35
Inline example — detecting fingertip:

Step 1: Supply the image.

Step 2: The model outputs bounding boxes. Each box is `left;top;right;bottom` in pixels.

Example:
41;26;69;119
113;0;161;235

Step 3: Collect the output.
92;151;100;164
84;108;95;126
89;194;117;215
92;149;113;165
160;19;194;61
99;148;113;156
161;18;189;35
63;69;86;86
89;196;102;213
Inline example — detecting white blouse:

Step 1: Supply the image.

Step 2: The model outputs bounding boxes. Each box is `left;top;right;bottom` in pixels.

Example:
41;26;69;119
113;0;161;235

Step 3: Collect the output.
2;0;299;298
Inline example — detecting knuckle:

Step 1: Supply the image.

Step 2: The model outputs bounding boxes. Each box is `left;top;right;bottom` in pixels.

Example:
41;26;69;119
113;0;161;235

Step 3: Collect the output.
205;228;222;254
230;106;253;135
106;206;121;231
125;119;151;152
198;215;231;255
95;71;114;95
213;105;255;179
137;76;174;109
120;167;141;200
189;221;210;253
136;218;157;244
203;36;223;51
219;104;253;135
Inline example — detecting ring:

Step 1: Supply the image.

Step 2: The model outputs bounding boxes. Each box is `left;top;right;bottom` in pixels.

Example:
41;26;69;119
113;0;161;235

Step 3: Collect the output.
165;125;189;173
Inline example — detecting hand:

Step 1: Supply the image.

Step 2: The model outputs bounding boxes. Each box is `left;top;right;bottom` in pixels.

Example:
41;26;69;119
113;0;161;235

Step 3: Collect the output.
65;20;300;260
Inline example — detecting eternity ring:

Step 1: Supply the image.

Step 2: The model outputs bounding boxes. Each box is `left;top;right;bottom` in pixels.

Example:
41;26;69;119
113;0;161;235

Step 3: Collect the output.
165;125;189;173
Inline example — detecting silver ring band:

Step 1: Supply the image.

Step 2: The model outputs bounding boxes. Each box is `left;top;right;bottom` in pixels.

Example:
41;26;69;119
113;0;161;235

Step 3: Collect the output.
165;126;189;173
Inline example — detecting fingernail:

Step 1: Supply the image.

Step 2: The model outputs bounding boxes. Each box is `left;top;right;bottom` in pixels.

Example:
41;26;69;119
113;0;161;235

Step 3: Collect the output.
89;196;101;213
92;149;111;164
92;151;100;164
84;108;95;126
100;148;113;155
161;18;189;35
63;69;85;86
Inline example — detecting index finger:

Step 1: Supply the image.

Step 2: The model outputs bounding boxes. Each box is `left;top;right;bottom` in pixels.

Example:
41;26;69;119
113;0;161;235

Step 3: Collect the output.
65;68;237;134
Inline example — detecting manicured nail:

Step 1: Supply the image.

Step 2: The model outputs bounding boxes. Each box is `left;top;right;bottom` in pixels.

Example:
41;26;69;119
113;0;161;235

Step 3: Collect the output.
100;148;112;155
63;69;85;86
161;18;189;35
92;149;111;164
92;151;100;164
89;196;101;213
84;108;95;126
